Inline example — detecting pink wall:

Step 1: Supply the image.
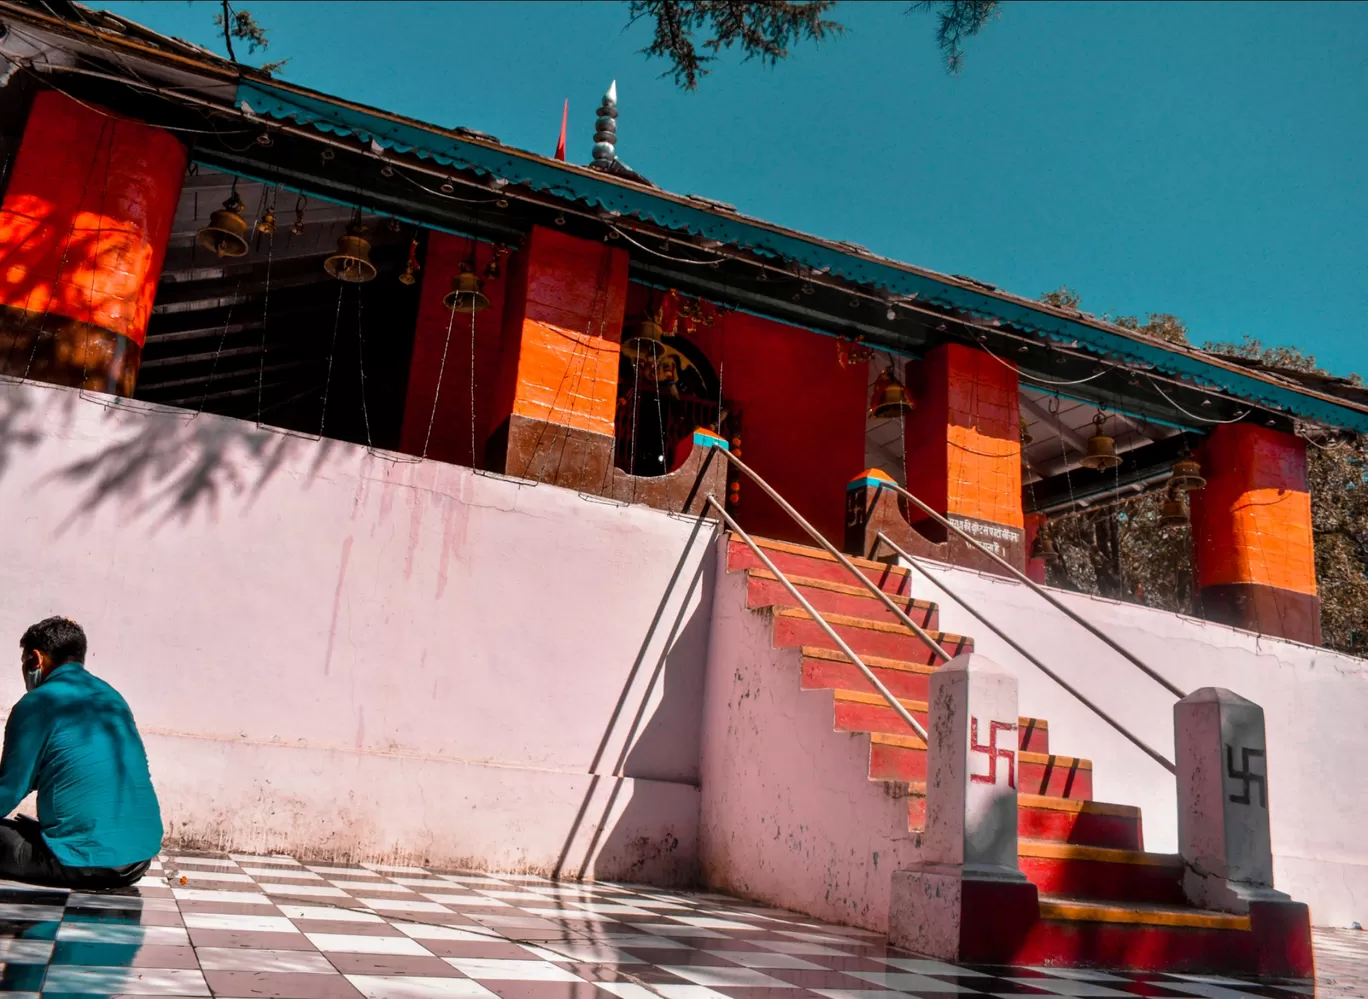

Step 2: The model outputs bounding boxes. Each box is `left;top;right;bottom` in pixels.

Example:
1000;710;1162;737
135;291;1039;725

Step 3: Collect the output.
0;379;714;881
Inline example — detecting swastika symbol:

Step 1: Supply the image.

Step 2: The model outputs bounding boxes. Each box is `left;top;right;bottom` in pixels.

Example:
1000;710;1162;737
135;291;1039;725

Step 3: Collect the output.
970;717;1016;789
1226;744;1267;808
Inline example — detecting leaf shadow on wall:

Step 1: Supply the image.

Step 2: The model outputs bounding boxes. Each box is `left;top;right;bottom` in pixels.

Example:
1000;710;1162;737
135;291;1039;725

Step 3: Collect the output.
0;381;335;532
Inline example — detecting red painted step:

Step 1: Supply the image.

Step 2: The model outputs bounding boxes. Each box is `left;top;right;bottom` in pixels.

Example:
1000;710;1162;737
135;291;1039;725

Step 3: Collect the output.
865;719;1053;782
833;689;929;739
728;537;912;597
1020;751;1093;800
1019;840;1185;906
773;608;971;665
747;570;940;630
1019;795;1143;851
1018;717;1050;755
801;648;935;702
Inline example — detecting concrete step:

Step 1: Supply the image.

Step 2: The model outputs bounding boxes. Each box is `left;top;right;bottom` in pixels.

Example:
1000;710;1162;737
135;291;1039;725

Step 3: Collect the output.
1019;795;1143;851
727;536;913;597
801;647;935;702
773;606;971;665
747;569;939;630
1019;751;1093;800
1019;840;1184;907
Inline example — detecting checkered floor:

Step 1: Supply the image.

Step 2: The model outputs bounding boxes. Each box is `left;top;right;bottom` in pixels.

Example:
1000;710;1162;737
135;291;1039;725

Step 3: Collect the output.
0;852;1356;999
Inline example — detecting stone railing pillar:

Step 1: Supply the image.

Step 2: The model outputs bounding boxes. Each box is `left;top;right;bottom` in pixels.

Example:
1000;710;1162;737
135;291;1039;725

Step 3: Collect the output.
888;652;1037;961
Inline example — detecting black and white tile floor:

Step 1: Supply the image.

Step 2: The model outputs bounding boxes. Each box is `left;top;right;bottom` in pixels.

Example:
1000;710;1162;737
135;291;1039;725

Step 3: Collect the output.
0;853;1357;999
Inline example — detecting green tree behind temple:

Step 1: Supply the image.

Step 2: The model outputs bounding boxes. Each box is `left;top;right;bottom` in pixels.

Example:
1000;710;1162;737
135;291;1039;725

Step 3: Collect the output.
1036;294;1368;656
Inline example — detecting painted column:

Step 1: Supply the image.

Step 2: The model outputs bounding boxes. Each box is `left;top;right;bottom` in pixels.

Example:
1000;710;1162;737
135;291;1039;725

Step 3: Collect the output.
487;225;628;491
1189;424;1319;644
903;343;1026;571
888;652;1037;962
0;90;186;396
1174;687;1314;979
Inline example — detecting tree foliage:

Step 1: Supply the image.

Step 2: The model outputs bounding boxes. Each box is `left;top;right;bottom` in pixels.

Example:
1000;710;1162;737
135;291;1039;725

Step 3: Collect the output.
908;0;1000;74
212;2;287;75
629;0;998;89
1037;289;1368;656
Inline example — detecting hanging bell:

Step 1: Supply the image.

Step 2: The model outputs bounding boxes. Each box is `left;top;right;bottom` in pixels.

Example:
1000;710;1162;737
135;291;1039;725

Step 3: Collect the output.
1159;489;1189;527
291;196;307;236
324;222;378;283
1020;422;1034;446
1079;415;1122;471
197;191;250;258
869;367;915;419
1168;457;1206;492
621;313;667;363
398;238;420;286
256;206;276;237
1030;527;1060;562
443;264;490;312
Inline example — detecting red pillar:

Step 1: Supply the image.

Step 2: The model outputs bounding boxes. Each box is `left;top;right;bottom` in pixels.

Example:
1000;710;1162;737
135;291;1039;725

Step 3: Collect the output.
398;233;508;467
685;313;869;546
0;91;186;395
486;225;628;489
903;343;1025;569
1190;424;1320;645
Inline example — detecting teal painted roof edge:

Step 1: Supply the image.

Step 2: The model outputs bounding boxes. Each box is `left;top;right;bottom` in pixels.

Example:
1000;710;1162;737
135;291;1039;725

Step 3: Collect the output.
236;80;1368;435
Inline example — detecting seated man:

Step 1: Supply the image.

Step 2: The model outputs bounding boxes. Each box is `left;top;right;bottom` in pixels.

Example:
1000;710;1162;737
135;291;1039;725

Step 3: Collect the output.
0;617;162;888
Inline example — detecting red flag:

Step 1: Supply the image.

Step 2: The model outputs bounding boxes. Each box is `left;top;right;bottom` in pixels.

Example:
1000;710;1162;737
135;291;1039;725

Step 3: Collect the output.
554;99;568;161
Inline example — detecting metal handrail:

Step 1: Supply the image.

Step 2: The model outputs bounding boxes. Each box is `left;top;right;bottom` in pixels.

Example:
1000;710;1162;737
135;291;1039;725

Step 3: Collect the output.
712;449;954;664
877;531;1176;775
876;482;1188;701
707;496;930;742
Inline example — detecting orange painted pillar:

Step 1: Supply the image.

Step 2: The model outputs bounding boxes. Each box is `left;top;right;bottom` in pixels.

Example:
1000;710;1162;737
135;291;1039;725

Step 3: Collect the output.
1189;424;1320;644
0;91;186;395
487;225;628;490
903;343;1026;569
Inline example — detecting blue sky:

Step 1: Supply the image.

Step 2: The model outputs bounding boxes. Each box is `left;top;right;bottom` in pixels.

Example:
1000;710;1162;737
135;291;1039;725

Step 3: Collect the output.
101;1;1368;376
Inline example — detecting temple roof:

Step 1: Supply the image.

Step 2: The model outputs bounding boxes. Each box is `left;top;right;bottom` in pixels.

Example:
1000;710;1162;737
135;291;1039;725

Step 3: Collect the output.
1;0;1365;435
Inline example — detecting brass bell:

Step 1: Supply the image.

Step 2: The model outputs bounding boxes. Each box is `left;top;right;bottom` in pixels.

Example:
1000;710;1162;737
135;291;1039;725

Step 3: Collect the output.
398;238;420;286
324;222;377;283
622;314;667;363
442;264;490;312
256;206;276;237
197;190;250;258
1159;488;1189;527
1030;523;1060;561
1079;414;1122;471
1168;456;1206;492
869;366;914;419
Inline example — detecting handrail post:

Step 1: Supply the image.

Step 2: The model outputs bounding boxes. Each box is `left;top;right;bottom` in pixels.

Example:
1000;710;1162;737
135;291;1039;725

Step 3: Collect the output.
877;482;1187;700
707;496;930;743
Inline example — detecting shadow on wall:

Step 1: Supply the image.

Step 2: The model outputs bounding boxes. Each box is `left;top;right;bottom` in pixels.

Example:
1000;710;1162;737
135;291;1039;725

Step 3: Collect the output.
551;509;718;886
0;381;336;530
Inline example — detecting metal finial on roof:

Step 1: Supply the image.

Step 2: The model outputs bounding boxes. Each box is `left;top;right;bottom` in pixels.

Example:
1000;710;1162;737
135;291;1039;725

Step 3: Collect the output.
592;80;617;168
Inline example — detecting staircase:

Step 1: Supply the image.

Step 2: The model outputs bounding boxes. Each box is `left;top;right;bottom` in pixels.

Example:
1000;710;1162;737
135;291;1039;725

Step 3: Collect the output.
708;533;1313;978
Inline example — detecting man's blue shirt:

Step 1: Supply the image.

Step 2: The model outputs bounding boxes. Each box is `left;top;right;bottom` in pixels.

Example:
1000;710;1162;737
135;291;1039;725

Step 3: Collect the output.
0;663;162;867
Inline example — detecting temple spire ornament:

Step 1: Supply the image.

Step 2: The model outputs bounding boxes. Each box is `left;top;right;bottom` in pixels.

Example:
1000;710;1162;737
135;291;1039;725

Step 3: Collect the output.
591;81;617;169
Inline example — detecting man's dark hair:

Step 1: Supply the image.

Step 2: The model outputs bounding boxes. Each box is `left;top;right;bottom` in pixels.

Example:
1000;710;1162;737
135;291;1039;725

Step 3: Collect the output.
20;617;87;667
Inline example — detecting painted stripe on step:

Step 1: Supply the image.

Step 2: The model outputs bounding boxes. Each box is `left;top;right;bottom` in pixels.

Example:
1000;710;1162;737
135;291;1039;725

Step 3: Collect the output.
775;606;968;643
749;568;936;607
1018;795;1139;818
1020;751;1092;771
834;690;929;712
739;535;911;576
1039;898;1250;931
1021;840;1180;867
800;648;936;675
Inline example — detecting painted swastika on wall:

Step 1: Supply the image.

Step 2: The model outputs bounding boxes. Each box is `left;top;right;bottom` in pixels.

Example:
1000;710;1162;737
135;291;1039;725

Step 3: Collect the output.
970;717;1016;788
1226;744;1267;808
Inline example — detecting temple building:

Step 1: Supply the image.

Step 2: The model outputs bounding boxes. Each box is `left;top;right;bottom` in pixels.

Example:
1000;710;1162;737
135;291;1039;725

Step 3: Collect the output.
0;0;1363;980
